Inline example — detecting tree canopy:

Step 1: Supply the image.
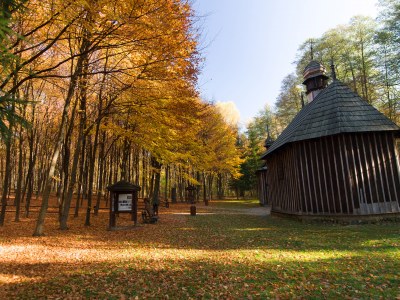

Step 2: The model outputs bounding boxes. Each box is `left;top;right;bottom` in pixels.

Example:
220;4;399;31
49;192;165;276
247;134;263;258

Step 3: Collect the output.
0;0;242;234
240;1;400;197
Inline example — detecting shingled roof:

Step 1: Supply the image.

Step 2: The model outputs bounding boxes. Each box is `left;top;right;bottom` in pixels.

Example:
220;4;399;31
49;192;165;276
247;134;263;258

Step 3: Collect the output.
262;80;400;158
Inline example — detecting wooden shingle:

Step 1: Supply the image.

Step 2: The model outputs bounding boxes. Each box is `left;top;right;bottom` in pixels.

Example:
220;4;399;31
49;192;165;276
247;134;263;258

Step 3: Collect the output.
262;80;400;158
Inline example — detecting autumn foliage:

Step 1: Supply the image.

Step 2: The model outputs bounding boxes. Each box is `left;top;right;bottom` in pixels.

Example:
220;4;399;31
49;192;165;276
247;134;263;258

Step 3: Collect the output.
0;0;242;234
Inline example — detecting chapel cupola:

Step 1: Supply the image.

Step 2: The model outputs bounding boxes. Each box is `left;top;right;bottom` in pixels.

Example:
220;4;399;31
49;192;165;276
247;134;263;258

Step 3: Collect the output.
302;60;329;103
264;125;274;150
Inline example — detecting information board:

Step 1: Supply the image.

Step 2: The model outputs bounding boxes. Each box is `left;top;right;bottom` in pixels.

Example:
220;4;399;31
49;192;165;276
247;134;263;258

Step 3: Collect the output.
118;193;132;211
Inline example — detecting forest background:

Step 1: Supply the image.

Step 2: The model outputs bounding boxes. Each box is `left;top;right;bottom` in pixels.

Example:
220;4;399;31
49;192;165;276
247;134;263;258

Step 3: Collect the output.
0;0;399;235
238;0;400;197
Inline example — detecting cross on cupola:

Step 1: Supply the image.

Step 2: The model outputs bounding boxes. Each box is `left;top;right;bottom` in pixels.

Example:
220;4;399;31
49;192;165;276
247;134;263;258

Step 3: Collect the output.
264;125;274;150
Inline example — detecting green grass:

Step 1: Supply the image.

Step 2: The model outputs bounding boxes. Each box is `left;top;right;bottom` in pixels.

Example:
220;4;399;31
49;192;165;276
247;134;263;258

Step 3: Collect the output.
4;200;400;299
210;198;260;209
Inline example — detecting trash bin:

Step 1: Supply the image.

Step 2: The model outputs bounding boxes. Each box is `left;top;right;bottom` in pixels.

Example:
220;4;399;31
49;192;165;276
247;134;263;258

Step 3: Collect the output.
190;205;196;216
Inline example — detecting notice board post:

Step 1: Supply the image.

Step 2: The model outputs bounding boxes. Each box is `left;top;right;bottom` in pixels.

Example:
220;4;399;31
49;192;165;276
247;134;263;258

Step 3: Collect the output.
107;180;141;230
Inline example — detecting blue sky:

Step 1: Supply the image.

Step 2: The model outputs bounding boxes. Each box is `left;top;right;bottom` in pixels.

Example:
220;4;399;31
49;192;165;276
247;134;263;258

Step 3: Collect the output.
193;0;379;127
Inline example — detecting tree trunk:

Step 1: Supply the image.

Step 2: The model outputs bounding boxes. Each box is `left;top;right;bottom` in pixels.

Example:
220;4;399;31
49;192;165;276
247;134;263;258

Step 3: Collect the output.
33;45;87;236
86;118;101;223
74;133;86;218
0;131;13;226
60;96;85;229
14;125;24;222
24;129;38;217
149;171;155;199
0;91;16;226
203;172;208;206
141;149;147;198
81;143;90;204
217;173;223;200
25;176;34;217
151;159;162;209
360;38;370;103
33;139;63;236
209;174;214;201
134;149;140;185
164;165;169;201
95;131;106;215
58;99;78;224
84;138;93;226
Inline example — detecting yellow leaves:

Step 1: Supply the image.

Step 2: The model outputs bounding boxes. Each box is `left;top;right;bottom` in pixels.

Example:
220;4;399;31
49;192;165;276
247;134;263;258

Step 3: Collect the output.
7;0;239;186
193;103;242;176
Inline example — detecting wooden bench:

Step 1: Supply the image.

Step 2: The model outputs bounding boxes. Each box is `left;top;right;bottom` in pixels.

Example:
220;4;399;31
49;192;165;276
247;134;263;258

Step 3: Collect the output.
141;198;158;224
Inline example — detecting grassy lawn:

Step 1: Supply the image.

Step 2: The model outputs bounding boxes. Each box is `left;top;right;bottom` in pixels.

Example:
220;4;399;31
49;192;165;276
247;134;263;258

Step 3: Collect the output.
0;199;399;299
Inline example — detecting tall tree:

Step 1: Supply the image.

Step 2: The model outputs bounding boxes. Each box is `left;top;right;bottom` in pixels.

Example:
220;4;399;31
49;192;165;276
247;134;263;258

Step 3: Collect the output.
275;74;303;131
0;0;28;226
377;0;400;123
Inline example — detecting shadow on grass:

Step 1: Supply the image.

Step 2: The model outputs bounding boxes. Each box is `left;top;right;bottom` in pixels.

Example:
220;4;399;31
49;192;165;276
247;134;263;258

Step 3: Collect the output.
44;212;399;254
1;252;399;299
1;205;399;254
175;213;400;252
1;202;399;298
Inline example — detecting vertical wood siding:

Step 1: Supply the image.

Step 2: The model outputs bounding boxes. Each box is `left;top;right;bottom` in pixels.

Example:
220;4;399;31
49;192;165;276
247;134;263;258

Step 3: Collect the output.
257;170;268;205
262;132;400;216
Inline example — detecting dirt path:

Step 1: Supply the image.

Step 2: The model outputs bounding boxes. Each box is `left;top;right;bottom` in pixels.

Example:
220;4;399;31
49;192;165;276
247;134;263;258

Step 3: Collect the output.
243;206;271;215
196;203;271;216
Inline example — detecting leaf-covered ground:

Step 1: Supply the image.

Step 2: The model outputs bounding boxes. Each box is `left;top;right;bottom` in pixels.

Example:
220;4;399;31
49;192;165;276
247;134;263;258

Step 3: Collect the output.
0;199;399;299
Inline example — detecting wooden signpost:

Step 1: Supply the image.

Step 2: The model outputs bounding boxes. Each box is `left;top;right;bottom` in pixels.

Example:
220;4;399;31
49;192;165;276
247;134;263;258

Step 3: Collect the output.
107;180;141;230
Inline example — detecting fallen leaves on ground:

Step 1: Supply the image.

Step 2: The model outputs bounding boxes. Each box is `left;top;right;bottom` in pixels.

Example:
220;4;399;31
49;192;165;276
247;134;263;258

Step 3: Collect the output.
0;198;399;299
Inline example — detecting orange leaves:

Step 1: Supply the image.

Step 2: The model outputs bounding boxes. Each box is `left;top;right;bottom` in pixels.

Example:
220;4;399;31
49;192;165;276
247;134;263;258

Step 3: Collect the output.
1;199;400;298
196;103;243;176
